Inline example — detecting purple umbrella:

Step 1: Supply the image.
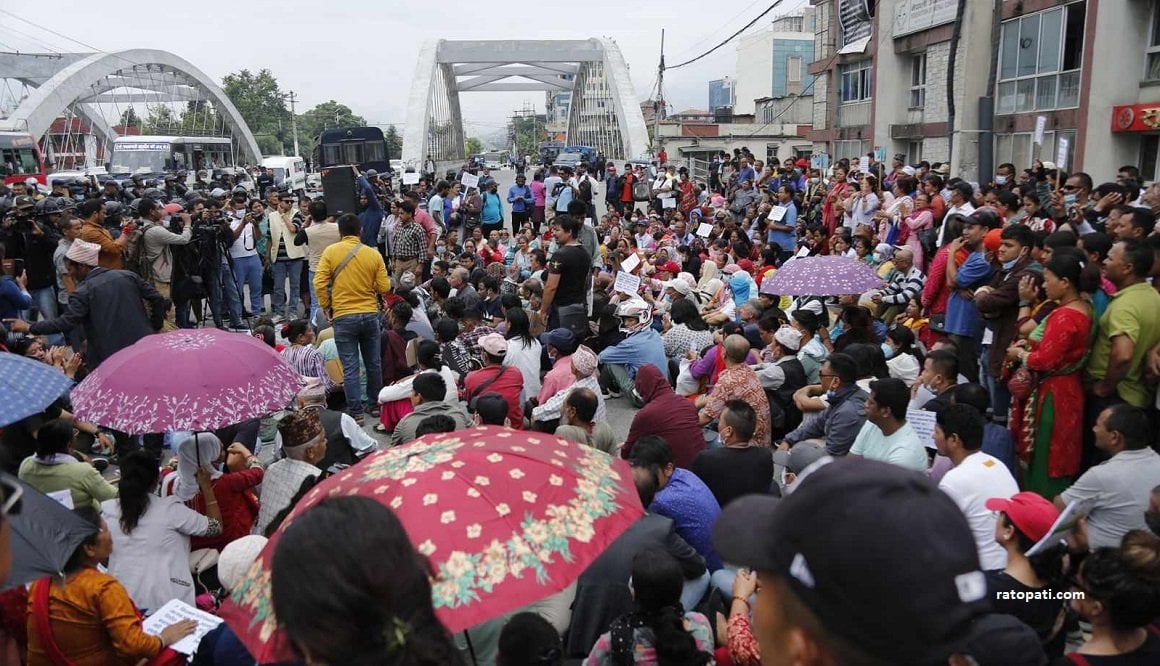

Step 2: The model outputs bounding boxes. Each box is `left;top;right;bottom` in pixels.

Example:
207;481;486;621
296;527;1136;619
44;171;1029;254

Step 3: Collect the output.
70;329;301;434
762;255;885;296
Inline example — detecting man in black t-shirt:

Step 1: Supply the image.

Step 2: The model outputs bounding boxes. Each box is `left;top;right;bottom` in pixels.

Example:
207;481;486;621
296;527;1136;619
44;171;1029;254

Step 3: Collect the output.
691;400;774;508
538;214;590;339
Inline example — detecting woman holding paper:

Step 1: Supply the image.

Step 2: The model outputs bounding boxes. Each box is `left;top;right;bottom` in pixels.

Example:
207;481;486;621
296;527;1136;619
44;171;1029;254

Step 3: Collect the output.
26;506;197;666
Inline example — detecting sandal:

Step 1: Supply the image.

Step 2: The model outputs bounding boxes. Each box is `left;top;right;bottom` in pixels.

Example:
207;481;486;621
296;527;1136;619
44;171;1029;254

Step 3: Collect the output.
368;406;381;418
351;413;365;426
373;423;390;433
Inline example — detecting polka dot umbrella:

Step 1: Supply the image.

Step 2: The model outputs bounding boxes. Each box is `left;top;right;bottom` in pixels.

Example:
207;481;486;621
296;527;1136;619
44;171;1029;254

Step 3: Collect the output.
0;353;73;428
762;255;885;296
219;426;645;664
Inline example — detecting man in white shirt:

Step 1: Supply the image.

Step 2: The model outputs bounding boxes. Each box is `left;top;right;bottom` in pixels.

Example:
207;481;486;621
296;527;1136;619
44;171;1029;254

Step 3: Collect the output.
1056;404;1160;549
937;181;976;246
543;167;563;223
222;195;263;326
849;378;927;473
934;403;1018;570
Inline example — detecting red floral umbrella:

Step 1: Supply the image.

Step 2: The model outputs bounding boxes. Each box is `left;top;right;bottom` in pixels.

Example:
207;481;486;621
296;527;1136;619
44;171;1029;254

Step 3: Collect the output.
219;426;644;663
70;329;301;434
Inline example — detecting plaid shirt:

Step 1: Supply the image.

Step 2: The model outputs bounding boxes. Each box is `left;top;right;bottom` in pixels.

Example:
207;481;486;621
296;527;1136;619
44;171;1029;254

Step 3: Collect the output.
393;219;428;261
458;325;497;363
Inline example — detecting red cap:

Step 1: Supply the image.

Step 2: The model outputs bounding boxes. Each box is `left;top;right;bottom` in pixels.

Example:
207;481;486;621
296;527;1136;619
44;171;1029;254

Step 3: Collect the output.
795;159;808;169
984;228;1003;254
656;261;681;275
985;492;1059;542
738;258;754;274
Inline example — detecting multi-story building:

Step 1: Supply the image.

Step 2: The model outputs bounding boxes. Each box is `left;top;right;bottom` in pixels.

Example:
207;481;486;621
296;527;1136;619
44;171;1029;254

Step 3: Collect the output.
544;74;575;143
808;0;1160;184
735;9;817;117
709;77;736;113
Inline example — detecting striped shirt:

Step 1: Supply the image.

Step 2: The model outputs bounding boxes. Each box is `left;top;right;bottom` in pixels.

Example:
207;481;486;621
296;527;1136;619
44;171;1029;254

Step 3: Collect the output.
282;344;335;392
881;266;926;305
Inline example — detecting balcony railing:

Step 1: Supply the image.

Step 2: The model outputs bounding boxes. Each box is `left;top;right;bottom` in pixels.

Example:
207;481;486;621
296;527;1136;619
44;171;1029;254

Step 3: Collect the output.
836;101;870;128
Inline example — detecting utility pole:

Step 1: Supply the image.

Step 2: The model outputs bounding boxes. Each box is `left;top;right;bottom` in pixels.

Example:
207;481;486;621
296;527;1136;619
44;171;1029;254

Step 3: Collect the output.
654;29;665;157
286;91;300;157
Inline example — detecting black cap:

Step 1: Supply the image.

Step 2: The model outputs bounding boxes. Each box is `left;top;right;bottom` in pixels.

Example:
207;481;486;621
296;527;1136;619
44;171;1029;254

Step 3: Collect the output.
713;458;989;664
951;613;1048;666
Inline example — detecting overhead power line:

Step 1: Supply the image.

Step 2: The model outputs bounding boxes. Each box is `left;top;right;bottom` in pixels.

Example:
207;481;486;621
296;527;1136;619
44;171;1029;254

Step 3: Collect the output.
667;0;788;70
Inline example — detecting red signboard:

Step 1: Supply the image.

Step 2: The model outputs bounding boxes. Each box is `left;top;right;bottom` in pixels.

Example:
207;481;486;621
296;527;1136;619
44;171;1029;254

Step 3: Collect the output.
1111;104;1160;132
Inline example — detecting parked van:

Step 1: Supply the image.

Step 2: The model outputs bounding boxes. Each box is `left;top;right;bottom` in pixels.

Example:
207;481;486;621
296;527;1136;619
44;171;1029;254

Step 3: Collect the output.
261;156;307;194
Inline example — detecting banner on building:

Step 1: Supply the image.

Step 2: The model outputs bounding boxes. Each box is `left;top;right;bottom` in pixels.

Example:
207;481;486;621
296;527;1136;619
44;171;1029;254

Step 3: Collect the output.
1111;104;1160;132
892;0;959;38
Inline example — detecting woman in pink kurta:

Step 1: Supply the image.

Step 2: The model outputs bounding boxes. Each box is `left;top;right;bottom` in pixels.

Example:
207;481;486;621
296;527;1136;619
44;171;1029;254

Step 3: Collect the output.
903;192;934;269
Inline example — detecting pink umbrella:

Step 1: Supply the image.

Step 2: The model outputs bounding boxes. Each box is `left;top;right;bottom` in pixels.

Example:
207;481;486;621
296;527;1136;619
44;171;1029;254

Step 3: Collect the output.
71;329;301;434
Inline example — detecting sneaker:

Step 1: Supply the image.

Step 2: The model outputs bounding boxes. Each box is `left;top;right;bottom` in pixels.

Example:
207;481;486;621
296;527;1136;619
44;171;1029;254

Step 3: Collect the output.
601;387;621;399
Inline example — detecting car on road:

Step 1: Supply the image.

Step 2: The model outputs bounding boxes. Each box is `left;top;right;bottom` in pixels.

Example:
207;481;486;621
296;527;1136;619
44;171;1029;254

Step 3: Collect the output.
552;149;586;170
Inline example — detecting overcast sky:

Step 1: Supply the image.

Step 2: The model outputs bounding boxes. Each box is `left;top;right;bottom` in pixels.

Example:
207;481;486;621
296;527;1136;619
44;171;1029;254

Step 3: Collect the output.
5;0;806;141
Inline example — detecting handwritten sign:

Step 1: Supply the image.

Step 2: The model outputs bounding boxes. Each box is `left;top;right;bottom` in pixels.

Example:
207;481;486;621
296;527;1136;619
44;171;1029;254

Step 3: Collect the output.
460;172;479;189
1033;116;1047;145
662;197;677;209
858;156;870;174
768;205;788;222
696;222;713;237
1056;137;1069;172
810;153;831;171
907;408;938;450
402;172;420;185
613;270;641;295
143;599;223;655
619;252;641;274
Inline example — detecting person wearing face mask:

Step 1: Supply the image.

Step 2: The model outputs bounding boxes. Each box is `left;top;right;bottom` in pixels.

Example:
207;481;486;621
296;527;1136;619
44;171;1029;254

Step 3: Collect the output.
973;224;1039;427
992;162;1016;191
777;353;867;457
912;348;959;412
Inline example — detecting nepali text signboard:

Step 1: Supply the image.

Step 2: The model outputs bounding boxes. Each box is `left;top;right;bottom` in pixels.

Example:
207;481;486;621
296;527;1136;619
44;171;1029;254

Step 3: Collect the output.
1111;104;1160;133
893;0;959;38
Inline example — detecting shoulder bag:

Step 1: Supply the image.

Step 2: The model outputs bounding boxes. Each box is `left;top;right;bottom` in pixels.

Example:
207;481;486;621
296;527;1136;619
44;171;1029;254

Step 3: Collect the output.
467;366;509;411
324;243;363;321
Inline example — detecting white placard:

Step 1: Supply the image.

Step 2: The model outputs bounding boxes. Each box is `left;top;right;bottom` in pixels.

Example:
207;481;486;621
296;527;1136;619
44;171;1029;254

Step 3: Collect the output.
460;172;480;189
662;197;677;209
1033;116;1047;146
142;599;224;655
696;222;713;237
768;205;788;222
907;408;938;450
613;270;641;295
1056;137;1069;172
402;172;420;185
795;245;810;258
858;156;870;174
1026;499;1090;556
619;252;641;274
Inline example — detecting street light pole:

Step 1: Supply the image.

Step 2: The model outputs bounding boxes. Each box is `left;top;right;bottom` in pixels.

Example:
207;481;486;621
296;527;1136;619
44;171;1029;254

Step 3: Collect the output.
286;91;300;157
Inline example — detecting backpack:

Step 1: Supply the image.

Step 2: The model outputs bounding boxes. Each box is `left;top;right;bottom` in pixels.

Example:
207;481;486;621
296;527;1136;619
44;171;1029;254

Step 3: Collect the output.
550;181;570;198
578;177;593;203
124;223;153;282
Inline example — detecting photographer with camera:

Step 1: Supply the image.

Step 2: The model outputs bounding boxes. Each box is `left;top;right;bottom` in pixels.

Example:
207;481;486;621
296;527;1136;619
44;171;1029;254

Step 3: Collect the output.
78;199;134;269
8;196;65;340
137;198;192;328
175;198;233;329
220;193;263;326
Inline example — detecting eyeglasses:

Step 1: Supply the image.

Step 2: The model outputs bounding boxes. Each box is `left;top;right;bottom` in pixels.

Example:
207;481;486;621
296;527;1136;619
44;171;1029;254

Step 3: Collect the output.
0;474;24;518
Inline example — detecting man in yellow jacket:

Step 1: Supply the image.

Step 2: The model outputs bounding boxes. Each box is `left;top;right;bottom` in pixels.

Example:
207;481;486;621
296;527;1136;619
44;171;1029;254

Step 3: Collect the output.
314;213;391;423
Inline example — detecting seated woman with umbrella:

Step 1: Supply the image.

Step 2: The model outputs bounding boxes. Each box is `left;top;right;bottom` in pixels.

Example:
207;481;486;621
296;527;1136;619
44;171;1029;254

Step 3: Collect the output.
26;506;197;665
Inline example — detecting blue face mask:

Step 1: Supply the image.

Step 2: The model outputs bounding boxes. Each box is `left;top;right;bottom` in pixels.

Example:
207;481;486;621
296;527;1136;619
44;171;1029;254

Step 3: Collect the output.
881;342;895;359
1001;258;1019;270
1063;193;1078;207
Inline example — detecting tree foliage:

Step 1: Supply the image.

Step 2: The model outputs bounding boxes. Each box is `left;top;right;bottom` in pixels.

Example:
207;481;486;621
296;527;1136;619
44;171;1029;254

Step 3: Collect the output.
384;125;402;161
118;107;141;128
465;136;483;156
142;105;177;134
508;114;544;159
296;100;367;162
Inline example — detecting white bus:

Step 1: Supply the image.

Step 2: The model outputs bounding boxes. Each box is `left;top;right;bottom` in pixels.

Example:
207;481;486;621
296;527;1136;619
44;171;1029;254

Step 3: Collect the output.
109;136;236;176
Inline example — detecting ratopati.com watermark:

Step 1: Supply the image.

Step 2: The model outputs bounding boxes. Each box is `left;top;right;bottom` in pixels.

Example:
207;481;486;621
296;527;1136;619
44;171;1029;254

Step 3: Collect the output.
995;589;1084;602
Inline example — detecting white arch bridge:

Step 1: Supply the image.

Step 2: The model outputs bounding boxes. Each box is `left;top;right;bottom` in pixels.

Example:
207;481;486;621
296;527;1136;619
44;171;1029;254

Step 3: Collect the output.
0;49;261;168
402;39;650;168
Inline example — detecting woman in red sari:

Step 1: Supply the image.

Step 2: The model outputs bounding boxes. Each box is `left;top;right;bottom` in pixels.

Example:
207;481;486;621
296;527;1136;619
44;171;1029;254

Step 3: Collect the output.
677;169;698;217
1005;248;1095;498
821;165;850;235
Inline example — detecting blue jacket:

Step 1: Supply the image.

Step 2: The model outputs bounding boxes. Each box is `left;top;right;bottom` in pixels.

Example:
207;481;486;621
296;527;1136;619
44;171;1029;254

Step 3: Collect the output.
946;251;994;338
0;276;31;320
598;328;670;381
507;184;534;213
357;175;383;247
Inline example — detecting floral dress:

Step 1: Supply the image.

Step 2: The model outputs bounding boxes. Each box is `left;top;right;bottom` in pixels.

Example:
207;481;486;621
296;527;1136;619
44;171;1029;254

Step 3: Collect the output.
1008;305;1092;498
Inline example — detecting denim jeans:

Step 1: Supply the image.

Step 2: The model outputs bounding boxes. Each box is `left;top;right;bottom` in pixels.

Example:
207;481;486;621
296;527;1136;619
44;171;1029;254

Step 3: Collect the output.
231;254;264;315
28;286;62;345
271;259;303;319
332;312;383;416
680;570;711;611
307;269;326;329
219;262;244;325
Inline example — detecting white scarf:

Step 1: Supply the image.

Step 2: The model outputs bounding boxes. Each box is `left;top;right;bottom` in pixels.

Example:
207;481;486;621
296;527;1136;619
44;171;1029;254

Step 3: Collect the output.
170;433;225;501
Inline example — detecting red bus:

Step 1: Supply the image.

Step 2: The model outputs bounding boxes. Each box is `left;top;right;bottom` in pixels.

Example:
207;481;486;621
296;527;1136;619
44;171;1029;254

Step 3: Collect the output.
0;131;47;186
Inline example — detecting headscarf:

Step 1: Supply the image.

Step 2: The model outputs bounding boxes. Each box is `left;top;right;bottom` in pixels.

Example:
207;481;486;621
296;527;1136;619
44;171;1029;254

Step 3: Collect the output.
698;278;725;314
696;261;719;291
171;433;224;501
730;271;752;308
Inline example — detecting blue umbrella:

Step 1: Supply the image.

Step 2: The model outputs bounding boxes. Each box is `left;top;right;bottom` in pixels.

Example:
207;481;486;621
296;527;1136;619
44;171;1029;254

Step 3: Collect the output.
0;352;74;428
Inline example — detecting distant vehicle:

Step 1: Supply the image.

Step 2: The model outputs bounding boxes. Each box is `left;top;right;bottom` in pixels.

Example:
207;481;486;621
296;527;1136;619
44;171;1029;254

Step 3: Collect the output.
481;150;509;170
552;149;586;170
261;155;307;193
389;159;405;174
0;131;47;186
108;136;236;188
45;167;108;190
316;126;390;174
565;145;597;169
538;141;564;166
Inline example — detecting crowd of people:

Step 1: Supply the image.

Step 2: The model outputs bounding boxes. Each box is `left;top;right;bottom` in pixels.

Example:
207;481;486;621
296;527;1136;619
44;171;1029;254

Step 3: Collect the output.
0;146;1159;665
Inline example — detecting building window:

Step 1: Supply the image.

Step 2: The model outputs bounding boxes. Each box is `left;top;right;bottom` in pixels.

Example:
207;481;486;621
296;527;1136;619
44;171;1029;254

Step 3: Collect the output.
839;60;873;103
993;130;1076;170
834;139;868;160
1148;2;1160;81
997;1;1085;114
788;57;802;83
1141;135;1159;182
907;141;923;164
909;53;927;108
